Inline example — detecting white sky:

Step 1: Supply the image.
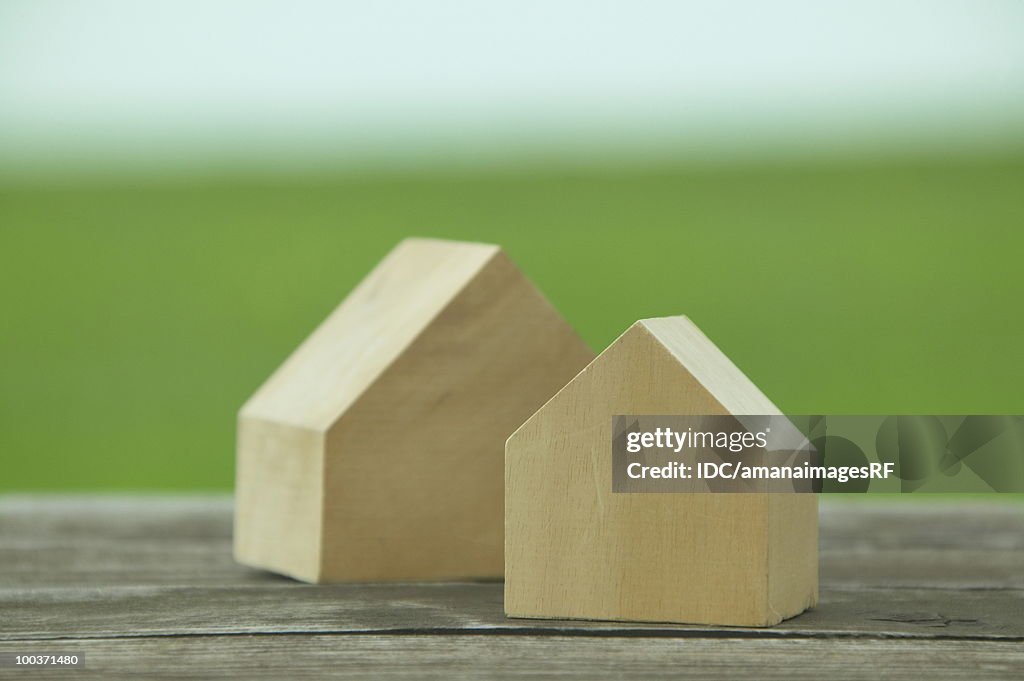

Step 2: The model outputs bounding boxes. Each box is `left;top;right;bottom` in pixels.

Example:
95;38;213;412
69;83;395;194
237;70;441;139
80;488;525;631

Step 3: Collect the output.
1;0;1023;167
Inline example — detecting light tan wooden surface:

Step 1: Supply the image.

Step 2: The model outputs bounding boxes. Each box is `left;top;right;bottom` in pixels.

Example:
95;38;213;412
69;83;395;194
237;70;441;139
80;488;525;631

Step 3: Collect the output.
235;238;594;583
505;317;817;626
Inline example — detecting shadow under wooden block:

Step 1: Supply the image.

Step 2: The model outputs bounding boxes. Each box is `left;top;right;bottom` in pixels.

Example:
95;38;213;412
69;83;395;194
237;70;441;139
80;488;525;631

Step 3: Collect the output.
505;316;818;627
235;238;595;583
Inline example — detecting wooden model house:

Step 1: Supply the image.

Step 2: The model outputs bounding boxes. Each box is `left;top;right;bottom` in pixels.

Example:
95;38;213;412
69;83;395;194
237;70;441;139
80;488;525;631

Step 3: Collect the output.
505;316;818;626
235;238;594;583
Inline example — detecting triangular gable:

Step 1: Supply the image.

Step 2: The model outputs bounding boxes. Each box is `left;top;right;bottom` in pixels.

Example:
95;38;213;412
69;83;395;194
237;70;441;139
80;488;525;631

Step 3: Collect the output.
241;239;499;430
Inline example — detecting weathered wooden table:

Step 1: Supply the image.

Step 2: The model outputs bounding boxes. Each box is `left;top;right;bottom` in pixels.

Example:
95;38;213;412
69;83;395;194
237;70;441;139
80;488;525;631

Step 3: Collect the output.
0;497;1021;679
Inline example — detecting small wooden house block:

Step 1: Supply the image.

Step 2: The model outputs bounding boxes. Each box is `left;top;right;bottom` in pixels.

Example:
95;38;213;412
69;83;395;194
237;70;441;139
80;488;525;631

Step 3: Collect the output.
235;238;594;583
505;316;818;626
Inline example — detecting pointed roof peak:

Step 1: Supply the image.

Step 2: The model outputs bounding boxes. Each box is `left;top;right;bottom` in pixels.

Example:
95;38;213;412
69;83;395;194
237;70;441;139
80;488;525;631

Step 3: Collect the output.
241;239;513;429
398;236;501;255
635;316;779;415
508;315;779;446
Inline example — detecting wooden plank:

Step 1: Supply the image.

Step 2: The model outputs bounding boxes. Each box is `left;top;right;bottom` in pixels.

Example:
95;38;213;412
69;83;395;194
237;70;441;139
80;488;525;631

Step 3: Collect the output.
2;635;1022;681
0;496;235;542
821;548;1024;588
505;317;817;626
2;580;1021;642
818;500;1024;551
0;496;248;587
9;542;1018;591
2;497;1020;590
4;497;1019;551
1;497;1021;642
820;500;1024;589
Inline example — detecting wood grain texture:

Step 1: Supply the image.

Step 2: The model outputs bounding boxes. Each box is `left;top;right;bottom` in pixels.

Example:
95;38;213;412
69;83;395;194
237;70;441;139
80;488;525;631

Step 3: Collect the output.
234;238;595;583
3;580;1022;642
504;317;818;627
2;636;1023;681
0;496;1022;679
4;497;1018;590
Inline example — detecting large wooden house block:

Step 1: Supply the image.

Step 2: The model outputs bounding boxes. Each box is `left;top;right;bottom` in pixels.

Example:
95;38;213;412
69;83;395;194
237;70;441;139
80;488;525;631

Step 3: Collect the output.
505;316;818;626
235;238;594;583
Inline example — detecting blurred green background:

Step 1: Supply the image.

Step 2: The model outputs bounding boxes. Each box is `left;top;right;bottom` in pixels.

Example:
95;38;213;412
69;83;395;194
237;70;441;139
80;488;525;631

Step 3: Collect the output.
2;2;1023;490
3;153;1024;490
